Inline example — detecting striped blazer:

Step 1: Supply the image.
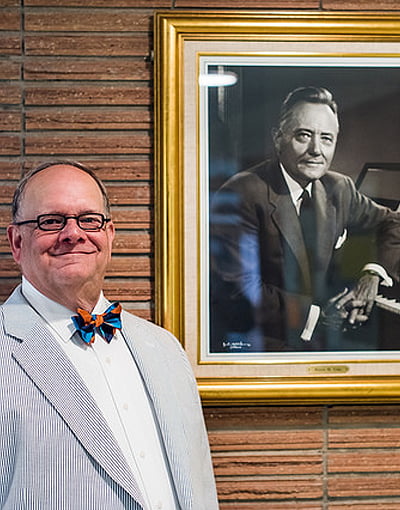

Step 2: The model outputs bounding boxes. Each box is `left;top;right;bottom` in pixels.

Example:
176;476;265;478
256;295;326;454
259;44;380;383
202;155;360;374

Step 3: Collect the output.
0;286;218;510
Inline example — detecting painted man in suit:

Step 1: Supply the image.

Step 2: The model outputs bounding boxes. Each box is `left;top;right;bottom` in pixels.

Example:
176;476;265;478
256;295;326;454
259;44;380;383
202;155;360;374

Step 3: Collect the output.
0;161;219;509
210;86;400;352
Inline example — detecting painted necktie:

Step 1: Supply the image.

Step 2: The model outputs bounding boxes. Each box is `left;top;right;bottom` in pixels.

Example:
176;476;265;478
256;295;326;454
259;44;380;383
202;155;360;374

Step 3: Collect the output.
299;187;317;262
72;302;122;344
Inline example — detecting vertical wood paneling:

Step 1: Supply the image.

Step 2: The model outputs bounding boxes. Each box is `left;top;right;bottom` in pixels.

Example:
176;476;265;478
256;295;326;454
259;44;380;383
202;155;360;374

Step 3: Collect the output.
2;2;400;508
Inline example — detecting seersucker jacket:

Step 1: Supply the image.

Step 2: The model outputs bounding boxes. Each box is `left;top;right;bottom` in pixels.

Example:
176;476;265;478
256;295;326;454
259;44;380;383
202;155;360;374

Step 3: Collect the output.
0;286;219;510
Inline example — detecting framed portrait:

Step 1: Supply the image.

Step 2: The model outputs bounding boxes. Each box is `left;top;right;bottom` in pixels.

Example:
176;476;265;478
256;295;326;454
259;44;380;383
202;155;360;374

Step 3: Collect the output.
153;11;400;404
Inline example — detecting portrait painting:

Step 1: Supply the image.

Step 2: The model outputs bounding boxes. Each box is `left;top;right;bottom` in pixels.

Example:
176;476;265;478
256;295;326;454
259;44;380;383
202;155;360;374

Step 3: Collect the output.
154;11;400;403
205;58;400;355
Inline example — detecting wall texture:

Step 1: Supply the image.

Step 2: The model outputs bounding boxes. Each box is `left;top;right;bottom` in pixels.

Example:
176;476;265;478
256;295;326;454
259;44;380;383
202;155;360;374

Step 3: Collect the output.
1;1;400;509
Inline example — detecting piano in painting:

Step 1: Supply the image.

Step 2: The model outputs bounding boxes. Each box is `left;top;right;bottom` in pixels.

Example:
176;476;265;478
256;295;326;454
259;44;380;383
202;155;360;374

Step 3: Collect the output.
356;162;400;350
356;162;400;211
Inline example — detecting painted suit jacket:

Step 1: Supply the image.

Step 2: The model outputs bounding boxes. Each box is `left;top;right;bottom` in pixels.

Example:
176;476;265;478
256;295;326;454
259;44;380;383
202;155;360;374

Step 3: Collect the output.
210;160;400;351
0;286;219;510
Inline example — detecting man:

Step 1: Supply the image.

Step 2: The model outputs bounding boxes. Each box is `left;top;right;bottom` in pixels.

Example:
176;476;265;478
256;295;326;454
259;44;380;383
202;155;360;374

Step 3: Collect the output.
0;161;219;509
210;86;400;352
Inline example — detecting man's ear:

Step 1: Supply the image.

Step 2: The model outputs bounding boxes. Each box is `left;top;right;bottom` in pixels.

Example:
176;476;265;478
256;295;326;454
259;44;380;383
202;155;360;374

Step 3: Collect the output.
7;224;22;264
104;220;116;266
107;219;116;241
271;127;281;153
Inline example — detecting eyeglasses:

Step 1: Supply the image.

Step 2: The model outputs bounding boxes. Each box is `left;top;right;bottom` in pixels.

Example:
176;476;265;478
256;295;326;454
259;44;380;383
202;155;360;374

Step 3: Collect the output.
14;213;111;232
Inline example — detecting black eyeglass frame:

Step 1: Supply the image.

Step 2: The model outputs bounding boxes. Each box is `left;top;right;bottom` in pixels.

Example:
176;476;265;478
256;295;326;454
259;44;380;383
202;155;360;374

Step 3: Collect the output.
14;213;111;232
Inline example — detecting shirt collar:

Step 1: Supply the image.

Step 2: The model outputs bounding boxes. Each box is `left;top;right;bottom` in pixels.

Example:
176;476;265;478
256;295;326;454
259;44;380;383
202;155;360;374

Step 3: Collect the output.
279;163;313;210
21;277;110;342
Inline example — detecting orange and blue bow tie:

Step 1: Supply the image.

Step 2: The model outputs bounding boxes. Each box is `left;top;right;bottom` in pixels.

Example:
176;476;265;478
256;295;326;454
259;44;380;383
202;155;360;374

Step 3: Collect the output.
72;302;122;344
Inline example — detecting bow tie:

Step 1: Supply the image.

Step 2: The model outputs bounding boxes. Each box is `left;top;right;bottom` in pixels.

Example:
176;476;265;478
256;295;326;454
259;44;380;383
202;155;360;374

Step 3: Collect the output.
72;302;122;344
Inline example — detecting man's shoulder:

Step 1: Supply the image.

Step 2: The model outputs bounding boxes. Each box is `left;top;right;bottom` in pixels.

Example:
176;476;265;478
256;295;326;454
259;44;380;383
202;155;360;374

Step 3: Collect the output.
320;170;355;196
121;310;181;347
121;310;165;333
232;159;277;178
0;302;19;360
121;311;192;376
1;285;23;307
220;159;278;192
0;286;25;334
321;169;353;186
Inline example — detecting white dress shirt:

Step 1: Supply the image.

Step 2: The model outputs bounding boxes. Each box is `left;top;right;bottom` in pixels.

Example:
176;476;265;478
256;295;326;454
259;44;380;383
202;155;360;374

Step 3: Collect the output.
21;277;178;510
279;166;392;341
280;164;312;214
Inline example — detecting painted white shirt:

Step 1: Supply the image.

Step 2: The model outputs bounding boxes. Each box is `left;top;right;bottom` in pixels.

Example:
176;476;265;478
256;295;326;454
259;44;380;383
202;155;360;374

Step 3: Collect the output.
21;277;178;510
280;163;313;215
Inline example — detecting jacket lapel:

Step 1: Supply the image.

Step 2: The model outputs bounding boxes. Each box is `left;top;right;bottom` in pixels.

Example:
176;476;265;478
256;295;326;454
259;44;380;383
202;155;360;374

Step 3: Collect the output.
266;165;338;289
4;288;146;509
313;179;337;274
122;322;193;510
268;170;313;291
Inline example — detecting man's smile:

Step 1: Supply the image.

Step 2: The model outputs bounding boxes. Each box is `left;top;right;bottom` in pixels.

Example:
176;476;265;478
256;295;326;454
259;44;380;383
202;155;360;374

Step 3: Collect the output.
52;250;96;256
302;159;325;166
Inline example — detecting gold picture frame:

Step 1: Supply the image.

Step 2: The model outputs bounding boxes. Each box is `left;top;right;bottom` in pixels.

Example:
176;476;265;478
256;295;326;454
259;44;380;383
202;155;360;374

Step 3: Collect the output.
154;10;400;404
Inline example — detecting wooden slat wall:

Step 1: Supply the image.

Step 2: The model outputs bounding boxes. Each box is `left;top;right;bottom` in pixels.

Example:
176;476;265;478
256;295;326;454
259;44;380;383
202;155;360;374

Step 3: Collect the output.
0;0;158;317
205;405;400;509
2;1;400;509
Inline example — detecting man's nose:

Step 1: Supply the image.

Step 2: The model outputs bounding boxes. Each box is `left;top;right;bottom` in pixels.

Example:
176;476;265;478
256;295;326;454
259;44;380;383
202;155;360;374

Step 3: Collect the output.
58;217;86;240
308;135;322;155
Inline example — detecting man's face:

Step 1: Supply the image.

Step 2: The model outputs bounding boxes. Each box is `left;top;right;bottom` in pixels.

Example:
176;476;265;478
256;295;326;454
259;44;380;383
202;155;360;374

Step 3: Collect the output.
273;101;339;187
7;165;115;307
